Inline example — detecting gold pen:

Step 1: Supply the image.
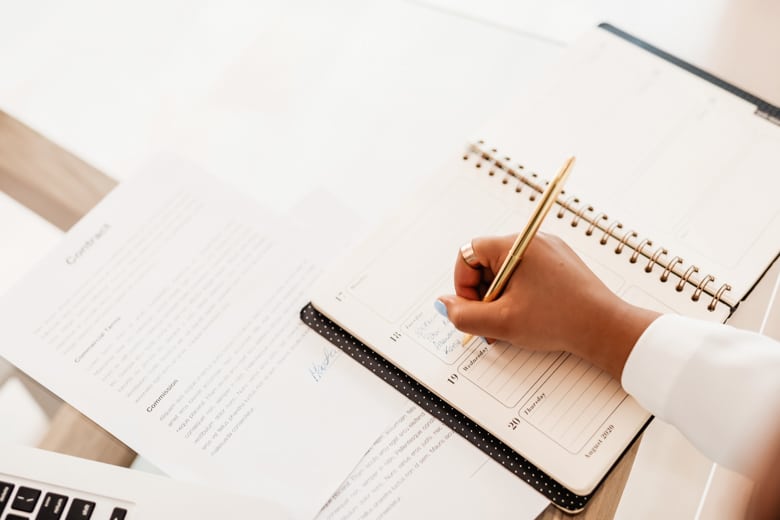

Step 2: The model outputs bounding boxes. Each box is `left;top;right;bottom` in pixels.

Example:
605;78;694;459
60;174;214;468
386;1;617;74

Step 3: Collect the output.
462;156;576;345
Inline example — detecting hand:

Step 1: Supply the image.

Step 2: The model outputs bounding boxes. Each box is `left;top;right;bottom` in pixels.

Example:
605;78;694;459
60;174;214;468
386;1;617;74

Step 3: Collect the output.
436;233;659;380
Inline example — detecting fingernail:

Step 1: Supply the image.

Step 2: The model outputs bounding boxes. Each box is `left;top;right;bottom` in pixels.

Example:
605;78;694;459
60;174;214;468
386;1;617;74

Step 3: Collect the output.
434;299;448;318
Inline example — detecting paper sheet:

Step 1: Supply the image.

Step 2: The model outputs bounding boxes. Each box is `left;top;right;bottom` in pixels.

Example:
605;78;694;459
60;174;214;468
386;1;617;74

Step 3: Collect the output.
317;403;549;519
0;162;406;519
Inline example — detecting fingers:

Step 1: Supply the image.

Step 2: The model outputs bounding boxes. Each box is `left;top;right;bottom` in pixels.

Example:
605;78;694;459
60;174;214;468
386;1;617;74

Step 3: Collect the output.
442;232;628;358
471;235;516;274
454;235;514;299
436;295;510;341
454;252;482;300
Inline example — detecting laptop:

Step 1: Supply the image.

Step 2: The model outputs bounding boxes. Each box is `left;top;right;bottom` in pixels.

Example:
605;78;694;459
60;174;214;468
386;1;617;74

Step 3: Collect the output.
0;444;288;520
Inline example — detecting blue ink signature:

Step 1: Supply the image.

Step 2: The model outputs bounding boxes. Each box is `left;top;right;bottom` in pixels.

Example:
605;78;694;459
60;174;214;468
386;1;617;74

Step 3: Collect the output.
309;347;340;382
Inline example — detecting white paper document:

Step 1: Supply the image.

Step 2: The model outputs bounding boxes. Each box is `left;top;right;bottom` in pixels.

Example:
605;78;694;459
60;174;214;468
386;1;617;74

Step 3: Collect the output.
317;403;549;519
0;164;406;519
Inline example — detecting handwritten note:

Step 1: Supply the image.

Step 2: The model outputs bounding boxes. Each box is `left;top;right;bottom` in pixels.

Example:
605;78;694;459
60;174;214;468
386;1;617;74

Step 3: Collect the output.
403;307;463;363
309;347;341;382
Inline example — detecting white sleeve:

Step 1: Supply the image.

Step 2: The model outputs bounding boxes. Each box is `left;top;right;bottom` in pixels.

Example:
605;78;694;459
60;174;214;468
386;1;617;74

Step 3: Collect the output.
621;313;780;477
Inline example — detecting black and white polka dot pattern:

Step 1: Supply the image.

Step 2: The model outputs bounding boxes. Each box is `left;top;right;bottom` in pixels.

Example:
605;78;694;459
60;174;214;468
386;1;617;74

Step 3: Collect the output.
301;304;593;512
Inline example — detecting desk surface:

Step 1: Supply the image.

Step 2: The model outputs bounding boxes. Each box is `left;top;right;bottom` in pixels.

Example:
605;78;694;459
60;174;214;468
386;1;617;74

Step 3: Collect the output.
0;109;637;518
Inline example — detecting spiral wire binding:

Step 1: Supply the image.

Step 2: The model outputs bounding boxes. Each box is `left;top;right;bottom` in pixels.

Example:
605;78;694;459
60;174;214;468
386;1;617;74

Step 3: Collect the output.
465;141;733;312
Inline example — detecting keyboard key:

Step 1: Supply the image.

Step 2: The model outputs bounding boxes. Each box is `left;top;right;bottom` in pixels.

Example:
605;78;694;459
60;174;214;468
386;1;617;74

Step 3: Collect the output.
12;486;42;512
64;498;95;520
0;480;15;514
37;492;69;520
8;514;31;520
110;508;127;520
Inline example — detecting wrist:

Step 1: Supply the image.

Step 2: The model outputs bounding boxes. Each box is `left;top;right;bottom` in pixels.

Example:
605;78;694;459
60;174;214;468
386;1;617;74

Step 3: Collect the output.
576;297;660;381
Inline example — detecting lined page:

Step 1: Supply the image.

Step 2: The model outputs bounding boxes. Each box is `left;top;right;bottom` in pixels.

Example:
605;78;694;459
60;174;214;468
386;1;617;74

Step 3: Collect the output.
311;24;778;494
313;153;660;494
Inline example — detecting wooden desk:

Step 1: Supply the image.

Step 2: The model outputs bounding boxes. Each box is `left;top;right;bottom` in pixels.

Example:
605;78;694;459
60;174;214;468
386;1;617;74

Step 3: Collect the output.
0;110;135;467
0;110;636;518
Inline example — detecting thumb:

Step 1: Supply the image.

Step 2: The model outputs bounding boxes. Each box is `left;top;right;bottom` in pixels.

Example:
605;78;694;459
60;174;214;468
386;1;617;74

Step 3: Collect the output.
436;295;507;340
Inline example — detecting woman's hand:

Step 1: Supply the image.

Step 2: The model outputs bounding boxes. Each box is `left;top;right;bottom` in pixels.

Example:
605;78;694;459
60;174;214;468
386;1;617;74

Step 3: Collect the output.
436;233;659;380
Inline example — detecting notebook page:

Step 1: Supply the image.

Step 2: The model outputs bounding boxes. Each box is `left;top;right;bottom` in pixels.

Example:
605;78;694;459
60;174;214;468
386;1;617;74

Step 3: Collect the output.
483;27;780;307
312;150;726;494
0;164;406;520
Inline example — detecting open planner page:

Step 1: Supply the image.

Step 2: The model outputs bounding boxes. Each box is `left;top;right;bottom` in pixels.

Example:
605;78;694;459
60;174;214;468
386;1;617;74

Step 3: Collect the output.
310;25;780;497
483;26;780;308
0;164;408;520
310;144;731;495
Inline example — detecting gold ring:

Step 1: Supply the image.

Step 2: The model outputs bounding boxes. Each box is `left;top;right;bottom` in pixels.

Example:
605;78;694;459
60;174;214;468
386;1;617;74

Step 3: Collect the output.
460;242;480;269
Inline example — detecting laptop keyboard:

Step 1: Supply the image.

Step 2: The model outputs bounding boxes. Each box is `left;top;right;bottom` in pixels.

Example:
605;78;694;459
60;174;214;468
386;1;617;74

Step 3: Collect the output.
0;475;132;520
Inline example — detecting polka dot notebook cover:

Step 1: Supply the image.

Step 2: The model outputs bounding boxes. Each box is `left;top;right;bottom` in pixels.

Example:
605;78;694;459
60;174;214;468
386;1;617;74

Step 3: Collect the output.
301;303;616;513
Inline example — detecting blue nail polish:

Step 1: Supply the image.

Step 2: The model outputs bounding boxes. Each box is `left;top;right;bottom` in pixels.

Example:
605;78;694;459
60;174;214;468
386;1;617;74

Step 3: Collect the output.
434;300;448;318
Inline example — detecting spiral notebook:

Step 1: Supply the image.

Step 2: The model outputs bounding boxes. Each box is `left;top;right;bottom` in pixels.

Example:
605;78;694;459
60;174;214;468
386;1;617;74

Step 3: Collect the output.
306;24;780;511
